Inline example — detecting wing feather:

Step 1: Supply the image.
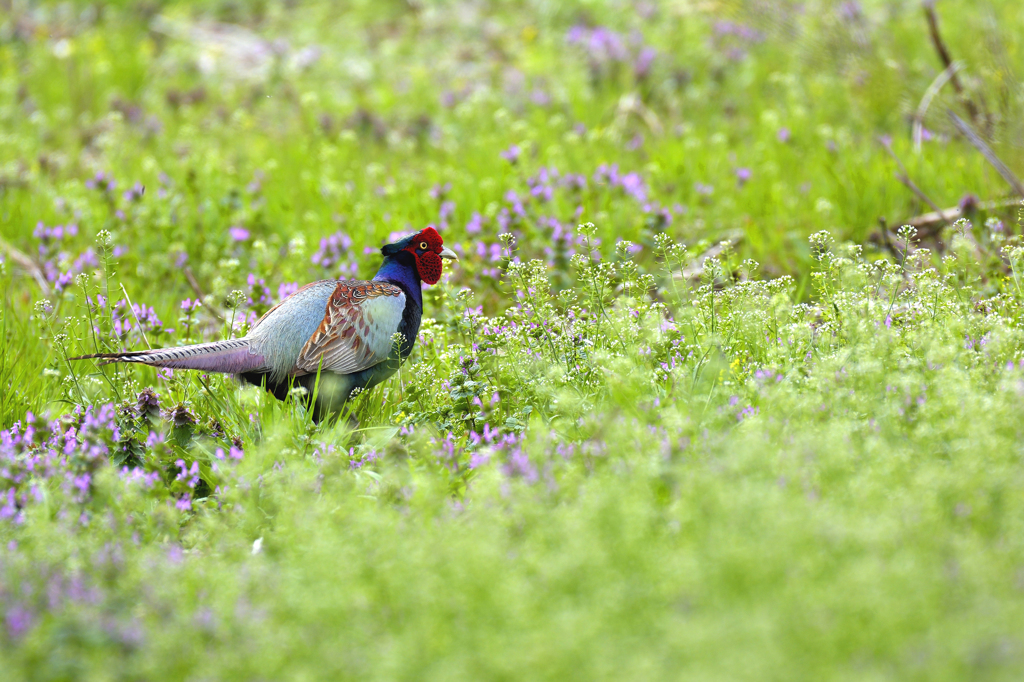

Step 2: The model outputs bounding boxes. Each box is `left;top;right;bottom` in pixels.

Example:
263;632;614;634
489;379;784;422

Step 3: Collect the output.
251;281;325;332
295;281;405;375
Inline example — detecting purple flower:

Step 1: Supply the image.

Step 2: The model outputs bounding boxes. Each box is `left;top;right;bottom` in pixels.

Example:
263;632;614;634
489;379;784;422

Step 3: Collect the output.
0;488;20;521
502;447;538;484
85;171;116;192
278;282;299;302
469;451;491;469
349;448;378;470
168;405;196;428
439;200;456;228
777;127;791;143
737;405;759;421
634;46;657;79
311;231;355;272
566;25;628;62
137;387;160;418
959;194;980;212
713;21;764;43
123;182;145;202
229;226;250;242
735;167;752;186
429;182;452;201
5;605;33;639
500;144;521;165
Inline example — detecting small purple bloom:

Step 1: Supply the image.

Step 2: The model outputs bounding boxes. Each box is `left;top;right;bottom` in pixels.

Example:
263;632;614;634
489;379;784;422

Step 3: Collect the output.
634;46;657;79
229;226;250;242
959;194;980;212
123;182;145;202
5;605;33;639
469;452;491;469
429;182;452;201
278;282;298;302
694;182;714;197
500;144;521;165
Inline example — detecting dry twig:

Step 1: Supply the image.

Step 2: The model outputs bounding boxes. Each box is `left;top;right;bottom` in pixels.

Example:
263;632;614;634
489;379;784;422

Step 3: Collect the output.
913;61;961;154
888;198;1022;233
947;110;1024;197
923;1;985;130
879;137;946;227
0;237;50;295
183;266;226;322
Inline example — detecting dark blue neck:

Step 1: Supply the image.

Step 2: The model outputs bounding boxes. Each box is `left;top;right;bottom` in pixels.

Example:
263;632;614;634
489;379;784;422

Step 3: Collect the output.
373;255;422;308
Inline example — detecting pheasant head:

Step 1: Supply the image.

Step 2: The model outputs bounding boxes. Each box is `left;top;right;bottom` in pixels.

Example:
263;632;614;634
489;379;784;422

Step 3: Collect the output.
380;226;458;285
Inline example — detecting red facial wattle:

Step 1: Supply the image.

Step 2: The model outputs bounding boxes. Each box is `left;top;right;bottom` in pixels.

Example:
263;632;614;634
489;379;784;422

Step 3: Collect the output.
417;251;443;284
403;226;447;285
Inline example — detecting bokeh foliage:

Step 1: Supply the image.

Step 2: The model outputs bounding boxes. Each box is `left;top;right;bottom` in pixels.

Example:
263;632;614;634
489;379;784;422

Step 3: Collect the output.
3;1;1024;679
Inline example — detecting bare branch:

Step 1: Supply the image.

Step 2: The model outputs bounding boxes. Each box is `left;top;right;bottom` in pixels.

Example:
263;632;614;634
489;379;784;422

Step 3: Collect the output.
923;1;985;129
913;61;960;154
880;137;946;217
183;266;226;322
947;110;1024;197
0;237;51;295
884;198;1022;234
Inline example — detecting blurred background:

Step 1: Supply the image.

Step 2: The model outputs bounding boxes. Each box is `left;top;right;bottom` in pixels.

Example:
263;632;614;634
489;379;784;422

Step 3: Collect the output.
4;4;1024;678
2;0;1022;281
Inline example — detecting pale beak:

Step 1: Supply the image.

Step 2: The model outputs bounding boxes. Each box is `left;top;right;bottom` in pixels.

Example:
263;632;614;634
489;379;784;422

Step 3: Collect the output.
438;247;459;262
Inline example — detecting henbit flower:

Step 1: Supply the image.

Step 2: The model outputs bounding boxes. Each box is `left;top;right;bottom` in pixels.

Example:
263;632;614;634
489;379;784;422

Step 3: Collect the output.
123;182;145;202
502;447;539;484
278;282;299;302
229;226;251;242
180;298;201;312
500;144;521;165
4;605;33;639
85;171;116;192
311;231;355;271
634;46;657;79
958;194;980;213
439;200;456;229
136;388;160;419
429;182;452;201
167;404;197;428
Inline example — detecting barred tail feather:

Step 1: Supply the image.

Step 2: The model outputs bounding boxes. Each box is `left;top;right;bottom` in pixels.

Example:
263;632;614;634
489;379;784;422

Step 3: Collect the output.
70;339;267;375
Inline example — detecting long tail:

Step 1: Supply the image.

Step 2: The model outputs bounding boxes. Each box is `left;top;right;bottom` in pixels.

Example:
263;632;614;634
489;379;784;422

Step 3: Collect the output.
70;338;267;375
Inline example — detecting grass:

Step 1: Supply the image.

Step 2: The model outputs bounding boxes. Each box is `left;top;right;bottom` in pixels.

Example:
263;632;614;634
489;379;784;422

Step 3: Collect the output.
3;0;1024;679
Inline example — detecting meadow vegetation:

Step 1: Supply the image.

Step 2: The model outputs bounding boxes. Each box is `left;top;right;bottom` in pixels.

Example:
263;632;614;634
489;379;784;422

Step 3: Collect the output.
3;1;1024;679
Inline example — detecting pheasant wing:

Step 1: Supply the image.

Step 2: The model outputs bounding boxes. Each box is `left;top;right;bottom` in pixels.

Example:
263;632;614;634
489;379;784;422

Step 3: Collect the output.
294;280;406;376
250;281;324;332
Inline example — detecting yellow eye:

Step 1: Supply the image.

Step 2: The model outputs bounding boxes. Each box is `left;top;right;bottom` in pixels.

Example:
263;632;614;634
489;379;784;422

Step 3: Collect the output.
419;241;428;250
